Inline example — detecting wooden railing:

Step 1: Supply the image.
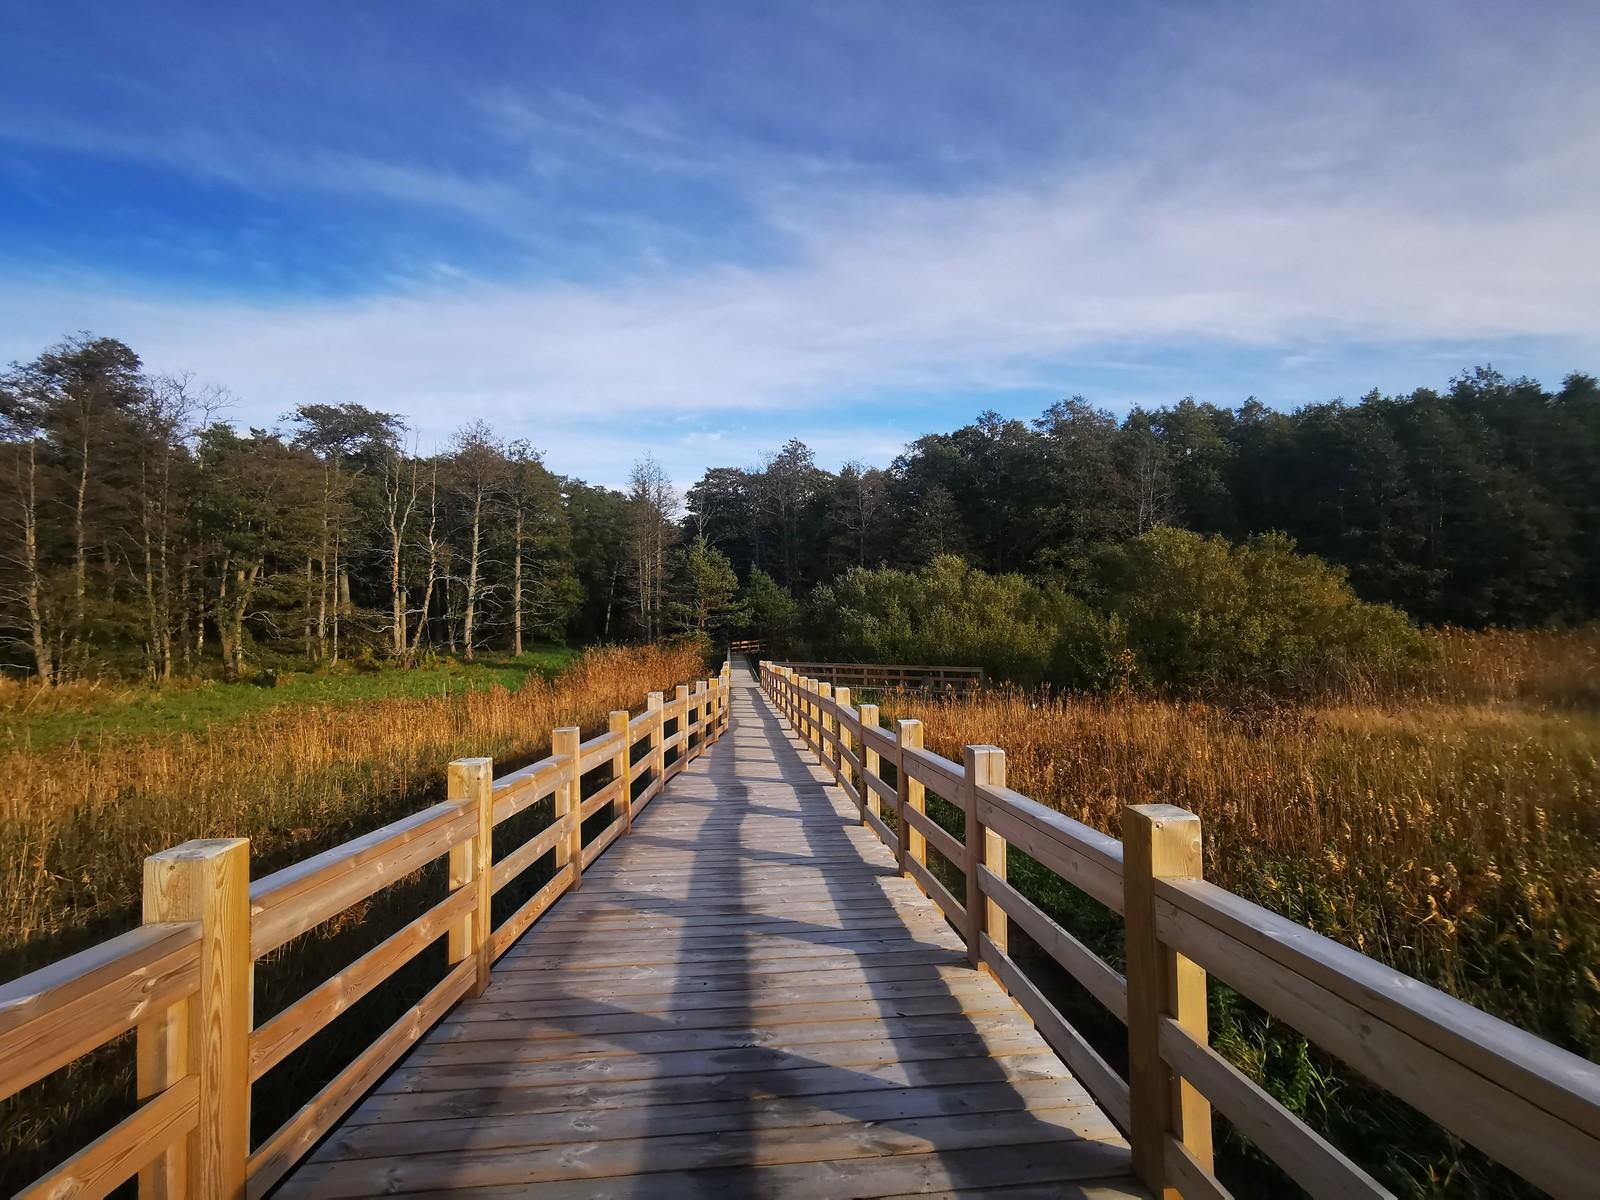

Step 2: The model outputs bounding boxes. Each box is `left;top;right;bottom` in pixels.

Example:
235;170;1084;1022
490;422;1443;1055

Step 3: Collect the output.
761;661;1600;1200
774;660;985;693
0;663;732;1200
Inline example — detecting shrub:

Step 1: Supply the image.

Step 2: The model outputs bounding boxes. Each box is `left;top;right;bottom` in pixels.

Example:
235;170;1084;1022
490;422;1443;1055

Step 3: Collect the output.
1092;528;1429;696
796;533;1426;697
805;556;1099;686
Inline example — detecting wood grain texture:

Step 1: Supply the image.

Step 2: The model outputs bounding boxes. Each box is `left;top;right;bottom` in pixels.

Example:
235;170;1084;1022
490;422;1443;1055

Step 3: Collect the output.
143;837;251;1199
278;671;1137;1198
0;922;199;1103
13;1074;198;1200
447;757;494;997
966;744;1005;972
896;718;926;875
551;727;581;893
980;865;1127;1022
1157;1017;1389;1200
250;886;475;1082
1123;805;1212;1199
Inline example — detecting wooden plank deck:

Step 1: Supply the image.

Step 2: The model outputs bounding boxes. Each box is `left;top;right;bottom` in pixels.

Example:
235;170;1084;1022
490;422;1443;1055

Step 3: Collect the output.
280;674;1144;1198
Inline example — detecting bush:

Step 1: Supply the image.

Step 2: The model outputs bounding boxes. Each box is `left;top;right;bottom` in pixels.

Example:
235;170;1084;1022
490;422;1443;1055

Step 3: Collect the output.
796;532;1426;698
1091;528;1428;696
804;556;1097;686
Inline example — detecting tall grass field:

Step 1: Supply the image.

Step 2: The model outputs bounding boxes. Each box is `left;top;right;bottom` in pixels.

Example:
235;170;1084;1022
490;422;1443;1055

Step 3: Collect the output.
0;640;710;1192
877;625;1600;1198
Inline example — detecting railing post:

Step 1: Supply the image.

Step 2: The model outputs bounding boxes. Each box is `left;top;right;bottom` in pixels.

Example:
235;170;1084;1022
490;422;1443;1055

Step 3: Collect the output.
675;684;690;770
447;757;494;997
895;718;924;877
720;662;731;733
817;682;834;772
835;686;856;809
139;838;250;1200
697;679;709;758
703;676;715;749
1123;804;1213;1197
686;681;701;760
554;727;582;890
858;702;880;825
963;745;1006;973
647;691;665;795
609;709;632;832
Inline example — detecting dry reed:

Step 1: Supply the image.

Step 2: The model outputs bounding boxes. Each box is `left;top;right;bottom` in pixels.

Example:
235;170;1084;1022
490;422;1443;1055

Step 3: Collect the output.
0;641;708;975
886;684;1600;1056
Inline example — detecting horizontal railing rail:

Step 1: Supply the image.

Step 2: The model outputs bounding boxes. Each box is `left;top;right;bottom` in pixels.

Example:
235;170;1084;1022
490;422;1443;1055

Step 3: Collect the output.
0;661;732;1200
774;660;985;692
761;660;1600;1200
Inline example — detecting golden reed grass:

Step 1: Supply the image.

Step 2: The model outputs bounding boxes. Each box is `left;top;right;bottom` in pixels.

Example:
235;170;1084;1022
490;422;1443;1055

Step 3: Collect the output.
0;642;707;972
884;632;1600;1056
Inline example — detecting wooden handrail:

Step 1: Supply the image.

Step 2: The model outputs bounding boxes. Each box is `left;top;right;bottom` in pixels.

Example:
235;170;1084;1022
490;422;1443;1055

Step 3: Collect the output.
0;922;201;1102
760;659;1600;1200
4;660;734;1200
775;660;985;692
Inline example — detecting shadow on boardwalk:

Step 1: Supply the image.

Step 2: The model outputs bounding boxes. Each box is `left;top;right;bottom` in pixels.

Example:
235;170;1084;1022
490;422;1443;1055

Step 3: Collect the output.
278;677;1141;1198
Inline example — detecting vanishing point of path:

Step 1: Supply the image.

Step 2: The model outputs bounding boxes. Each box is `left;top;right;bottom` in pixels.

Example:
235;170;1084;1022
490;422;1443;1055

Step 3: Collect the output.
280;673;1145;1198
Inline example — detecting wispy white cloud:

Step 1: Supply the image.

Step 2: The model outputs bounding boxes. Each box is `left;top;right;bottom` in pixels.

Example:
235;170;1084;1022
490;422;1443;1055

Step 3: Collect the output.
3;2;1598;484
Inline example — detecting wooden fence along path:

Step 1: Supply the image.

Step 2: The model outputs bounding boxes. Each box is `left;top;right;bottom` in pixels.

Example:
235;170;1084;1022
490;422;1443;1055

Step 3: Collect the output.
772;661;985;694
4;660;1600;1199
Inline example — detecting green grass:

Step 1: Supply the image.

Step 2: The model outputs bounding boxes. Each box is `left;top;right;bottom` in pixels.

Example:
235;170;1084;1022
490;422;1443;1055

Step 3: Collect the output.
0;646;580;751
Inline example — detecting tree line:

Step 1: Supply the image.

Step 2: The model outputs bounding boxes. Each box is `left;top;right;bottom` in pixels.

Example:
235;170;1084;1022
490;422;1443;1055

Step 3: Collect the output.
4;333;1595;684
0;335;720;683
690;368;1600;632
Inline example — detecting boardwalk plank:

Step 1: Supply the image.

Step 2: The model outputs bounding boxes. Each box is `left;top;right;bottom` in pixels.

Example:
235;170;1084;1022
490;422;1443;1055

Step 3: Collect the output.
278;670;1141;1198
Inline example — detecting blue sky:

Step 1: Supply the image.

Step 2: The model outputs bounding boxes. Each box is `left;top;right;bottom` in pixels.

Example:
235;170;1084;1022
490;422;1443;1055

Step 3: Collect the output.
3;1;1598;488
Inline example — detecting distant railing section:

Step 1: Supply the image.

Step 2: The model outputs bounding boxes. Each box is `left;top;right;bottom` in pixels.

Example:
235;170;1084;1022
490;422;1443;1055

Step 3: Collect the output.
0;663;733;1200
761;660;1600;1200
775;660;985;693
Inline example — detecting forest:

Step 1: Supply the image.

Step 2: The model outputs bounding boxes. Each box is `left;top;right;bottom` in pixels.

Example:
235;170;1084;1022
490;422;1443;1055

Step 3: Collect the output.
692;369;1600;632
3;332;1598;686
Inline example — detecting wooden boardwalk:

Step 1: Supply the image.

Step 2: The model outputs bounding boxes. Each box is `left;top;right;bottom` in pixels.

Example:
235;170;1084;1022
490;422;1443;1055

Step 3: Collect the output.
281;674;1144;1198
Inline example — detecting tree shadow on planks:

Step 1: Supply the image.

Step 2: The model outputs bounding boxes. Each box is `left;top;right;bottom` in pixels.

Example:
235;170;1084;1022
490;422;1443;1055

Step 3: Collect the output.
275;678;1134;1198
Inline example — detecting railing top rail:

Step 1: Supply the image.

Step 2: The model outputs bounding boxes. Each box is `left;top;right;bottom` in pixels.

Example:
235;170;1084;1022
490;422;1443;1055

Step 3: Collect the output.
777;660;984;675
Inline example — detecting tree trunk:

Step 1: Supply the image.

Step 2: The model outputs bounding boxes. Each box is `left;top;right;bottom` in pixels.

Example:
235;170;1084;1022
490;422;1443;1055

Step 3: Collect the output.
141;460;159;682
304;555;316;662
386;461;413;658
463;492;482;660
227;562;260;680
155;451;173;681
333;550;346;665
317;471;329;662
512;506;524;657
215;567;233;678
71;428;90;664
19;443;52;685
406;466;441;665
